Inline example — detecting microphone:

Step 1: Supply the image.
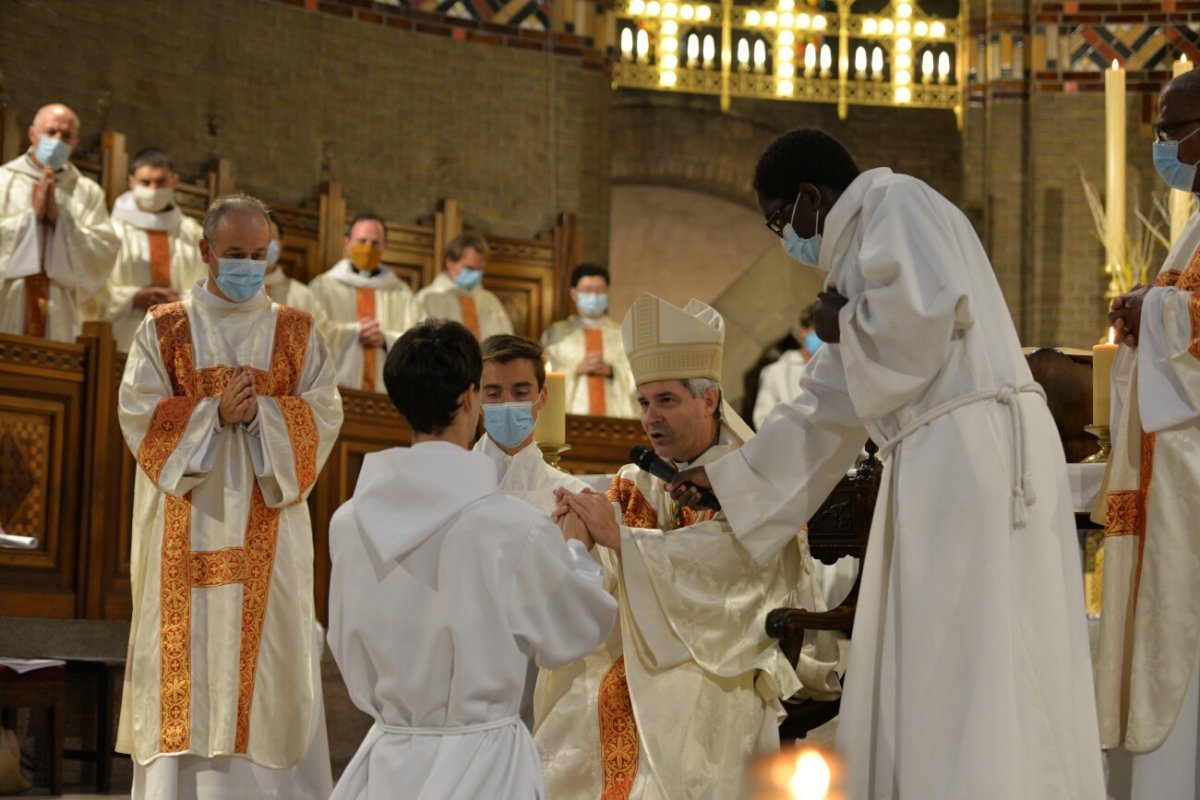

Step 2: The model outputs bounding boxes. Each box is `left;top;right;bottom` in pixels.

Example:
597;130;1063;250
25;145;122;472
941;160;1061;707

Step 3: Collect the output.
629;445;721;511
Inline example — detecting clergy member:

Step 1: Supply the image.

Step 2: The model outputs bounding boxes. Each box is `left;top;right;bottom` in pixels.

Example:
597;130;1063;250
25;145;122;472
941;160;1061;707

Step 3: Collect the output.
667;129;1105;799
263;212;324;326
116;193;343;799
541;262;639;418
539;293;841;800
1099;68;1200;800
326;319;616;800
0;102;118;341
414;232;514;339
308;213;416;392
99;147;207;351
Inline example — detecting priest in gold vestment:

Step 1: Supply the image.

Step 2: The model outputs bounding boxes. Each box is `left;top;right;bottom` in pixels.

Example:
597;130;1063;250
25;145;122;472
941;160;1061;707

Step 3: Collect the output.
536;293;840;800
116;195;342;799
540;262;639;418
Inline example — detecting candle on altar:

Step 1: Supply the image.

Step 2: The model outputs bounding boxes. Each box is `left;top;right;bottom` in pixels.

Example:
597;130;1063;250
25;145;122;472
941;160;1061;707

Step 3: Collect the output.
1092;328;1118;427
534;370;567;444
1105;59;1126;271
1171;55;1195;244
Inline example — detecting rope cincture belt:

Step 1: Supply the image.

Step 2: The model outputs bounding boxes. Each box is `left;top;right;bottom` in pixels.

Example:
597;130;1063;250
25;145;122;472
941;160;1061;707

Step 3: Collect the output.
876;383;1048;528
374;714;520;736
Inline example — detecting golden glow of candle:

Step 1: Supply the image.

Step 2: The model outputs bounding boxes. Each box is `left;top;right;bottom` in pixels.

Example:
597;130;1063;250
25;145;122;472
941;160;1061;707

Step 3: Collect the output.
1171;55;1195;244
534;371;567;444
1105;59;1126;271
788;749;833;799
1092;327;1118;427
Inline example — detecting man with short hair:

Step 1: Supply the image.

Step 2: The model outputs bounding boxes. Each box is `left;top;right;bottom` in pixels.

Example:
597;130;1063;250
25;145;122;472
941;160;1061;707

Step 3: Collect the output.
309;213;417;392
1099;68;1200;799
326;320;616;799
262;212;324;326
0;102;118;341
541;263;639;418
415;232;514;339
538;293;840;799
117;192;343;799
99;147;207;350
669;128;1105;798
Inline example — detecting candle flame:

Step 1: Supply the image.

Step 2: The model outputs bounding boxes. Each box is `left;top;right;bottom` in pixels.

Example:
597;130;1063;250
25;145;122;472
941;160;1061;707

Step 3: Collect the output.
1108;327;1116;345
1111;58;1120;70
788;749;833;800
1184;54;1191;65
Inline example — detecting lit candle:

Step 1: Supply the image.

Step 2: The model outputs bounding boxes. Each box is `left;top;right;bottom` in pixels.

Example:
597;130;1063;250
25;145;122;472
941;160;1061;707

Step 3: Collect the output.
1092;328;1118;427
1171;55;1194;244
1105;59;1126;272
534;371;567;444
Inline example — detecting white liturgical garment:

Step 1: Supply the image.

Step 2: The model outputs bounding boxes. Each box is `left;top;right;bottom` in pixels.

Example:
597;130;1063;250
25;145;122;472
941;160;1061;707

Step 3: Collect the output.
541;315;640;418
706;168;1105;799
327;441;617;800
414;271;514;339
0;154;118;341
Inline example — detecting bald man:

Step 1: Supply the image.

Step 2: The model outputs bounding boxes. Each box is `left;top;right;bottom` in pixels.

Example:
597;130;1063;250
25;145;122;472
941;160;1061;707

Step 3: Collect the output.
0;103;118;341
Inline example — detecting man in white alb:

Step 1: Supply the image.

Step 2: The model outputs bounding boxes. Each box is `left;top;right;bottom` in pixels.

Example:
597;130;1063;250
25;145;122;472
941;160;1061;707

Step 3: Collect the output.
415;232;514;339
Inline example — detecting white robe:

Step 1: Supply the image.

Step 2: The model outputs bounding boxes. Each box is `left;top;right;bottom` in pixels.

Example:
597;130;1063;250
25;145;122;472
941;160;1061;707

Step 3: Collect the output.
98;191;207;351
0;154;118;341
1097;208;1200;799
264;267;326;330
534;429;840;800
706;168;1105;800
541;315;640;418
414;271;514;340
326;441;617;800
753;349;808;429
116;280;343;798
308;259;416;391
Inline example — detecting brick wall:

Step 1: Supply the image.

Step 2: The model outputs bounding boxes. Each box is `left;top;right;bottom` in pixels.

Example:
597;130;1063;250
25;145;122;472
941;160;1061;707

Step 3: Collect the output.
0;0;613;263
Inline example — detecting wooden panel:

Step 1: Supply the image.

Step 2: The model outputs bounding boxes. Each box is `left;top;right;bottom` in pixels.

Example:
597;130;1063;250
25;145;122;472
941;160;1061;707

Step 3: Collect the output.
560;414;647;476
272;203;322;284
484;234;556;341
384;222;437;291
0;335;89;618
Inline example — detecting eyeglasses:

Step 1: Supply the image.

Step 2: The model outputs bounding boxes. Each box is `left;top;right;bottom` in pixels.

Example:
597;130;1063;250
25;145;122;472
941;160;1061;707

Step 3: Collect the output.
1154;117;1200;142
765;204;793;237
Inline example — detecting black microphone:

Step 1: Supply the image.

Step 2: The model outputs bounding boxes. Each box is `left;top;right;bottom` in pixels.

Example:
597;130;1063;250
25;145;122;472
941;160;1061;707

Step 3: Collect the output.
629;445;722;511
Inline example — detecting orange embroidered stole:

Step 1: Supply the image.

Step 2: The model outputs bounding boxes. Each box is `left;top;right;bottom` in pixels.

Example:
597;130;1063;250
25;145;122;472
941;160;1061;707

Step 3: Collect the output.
585;327;608;416
22;225;49;337
457;294;481;338
146;229;172;287
356;287;378;392
137;304;317;754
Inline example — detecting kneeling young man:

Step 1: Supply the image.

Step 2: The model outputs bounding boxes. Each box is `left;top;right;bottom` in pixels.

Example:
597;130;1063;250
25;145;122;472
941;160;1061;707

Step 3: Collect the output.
327;319;617;799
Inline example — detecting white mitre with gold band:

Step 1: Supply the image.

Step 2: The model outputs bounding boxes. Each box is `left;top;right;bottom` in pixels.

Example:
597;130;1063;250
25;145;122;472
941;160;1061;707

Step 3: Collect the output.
622;292;755;444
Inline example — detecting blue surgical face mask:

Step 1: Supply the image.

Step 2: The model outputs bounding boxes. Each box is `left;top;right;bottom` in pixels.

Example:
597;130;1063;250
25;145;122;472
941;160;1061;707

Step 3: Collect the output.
453;267;484;291
484;401;536;448
577;292;608;316
34;137;72;170
267;240;281;268
213;257;267;302
780;190;823;268
804;329;823;355
1153;131;1200;191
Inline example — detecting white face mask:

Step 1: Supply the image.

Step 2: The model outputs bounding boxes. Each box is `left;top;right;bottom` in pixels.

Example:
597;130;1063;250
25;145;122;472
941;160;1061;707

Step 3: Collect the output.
133;184;174;213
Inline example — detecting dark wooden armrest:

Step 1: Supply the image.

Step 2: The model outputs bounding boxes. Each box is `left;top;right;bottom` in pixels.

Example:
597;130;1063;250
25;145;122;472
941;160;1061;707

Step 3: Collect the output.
766;602;857;639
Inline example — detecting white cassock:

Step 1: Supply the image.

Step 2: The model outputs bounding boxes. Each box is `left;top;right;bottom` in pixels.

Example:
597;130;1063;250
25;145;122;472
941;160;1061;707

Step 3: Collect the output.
96;190;207;351
414;271;514;340
116;280;343;799
474;433;590;728
542;315;640;418
535;427;841;800
0;154;118;341
1097;209;1200;800
264;267;326;330
326;441;617;800
308;259;416;392
706;167;1106;800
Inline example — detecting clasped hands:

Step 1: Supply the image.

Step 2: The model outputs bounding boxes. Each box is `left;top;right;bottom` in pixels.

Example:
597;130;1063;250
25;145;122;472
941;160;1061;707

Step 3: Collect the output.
218;365;259;427
1109;284;1148;347
575;352;612;377
552;487;621;554
31;167;58;225
359;318;385;348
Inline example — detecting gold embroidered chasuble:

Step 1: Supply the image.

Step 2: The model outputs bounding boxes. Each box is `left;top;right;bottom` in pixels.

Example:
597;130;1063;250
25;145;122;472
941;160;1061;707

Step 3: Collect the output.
533;437;839;800
115;286;342;767
1096;234;1200;753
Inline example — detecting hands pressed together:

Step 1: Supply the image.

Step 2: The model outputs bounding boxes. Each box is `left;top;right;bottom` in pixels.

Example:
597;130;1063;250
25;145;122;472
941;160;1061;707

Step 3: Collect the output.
31;167;58;225
359;318;386;348
1109;284;1148;347
552;487;621;554
576;352;612;377
218;365;259;427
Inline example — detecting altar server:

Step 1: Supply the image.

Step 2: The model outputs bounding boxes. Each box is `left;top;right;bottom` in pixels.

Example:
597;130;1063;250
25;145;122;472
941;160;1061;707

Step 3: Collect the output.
309;213;417;391
669;129;1105;799
415;232;514;339
1100;69;1200;800
0;103;117;341
327;319;616;799
116;193;342;799
539;293;840;800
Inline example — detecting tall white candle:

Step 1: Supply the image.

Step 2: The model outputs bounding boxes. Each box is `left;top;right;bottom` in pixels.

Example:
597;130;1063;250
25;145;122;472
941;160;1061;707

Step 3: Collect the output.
1172;55;1194;245
1105;59;1126;271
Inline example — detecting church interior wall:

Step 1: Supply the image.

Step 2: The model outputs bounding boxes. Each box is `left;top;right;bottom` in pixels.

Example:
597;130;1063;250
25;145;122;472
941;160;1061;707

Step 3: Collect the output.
0;0;613;264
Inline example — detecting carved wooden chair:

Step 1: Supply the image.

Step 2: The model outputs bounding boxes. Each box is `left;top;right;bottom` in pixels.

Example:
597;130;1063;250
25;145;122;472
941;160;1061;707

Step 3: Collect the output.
767;442;882;740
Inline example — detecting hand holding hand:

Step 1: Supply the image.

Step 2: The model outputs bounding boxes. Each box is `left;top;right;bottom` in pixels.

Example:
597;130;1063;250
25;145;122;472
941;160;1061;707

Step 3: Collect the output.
559;510;595;550
813;285;848;343
561;488;622;553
